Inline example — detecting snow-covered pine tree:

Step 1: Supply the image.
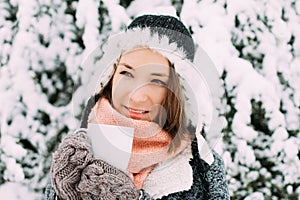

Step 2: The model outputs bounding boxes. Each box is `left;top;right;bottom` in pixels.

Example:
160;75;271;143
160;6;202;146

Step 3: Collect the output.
221;0;300;199
0;0;80;197
0;0;19;186
0;0;113;198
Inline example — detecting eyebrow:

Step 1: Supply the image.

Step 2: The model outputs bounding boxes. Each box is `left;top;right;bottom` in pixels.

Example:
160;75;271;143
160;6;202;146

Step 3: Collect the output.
119;63;134;70
151;72;168;77
118;62;169;77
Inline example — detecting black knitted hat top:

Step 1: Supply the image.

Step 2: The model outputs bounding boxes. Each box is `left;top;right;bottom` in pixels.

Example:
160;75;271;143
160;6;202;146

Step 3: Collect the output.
127;15;195;61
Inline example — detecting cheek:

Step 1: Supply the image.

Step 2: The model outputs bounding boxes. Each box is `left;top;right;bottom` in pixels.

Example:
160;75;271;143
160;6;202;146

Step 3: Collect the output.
151;87;167;104
148;88;167;121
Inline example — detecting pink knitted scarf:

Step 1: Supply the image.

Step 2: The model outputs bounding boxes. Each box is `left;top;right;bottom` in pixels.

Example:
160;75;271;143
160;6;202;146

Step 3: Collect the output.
88;98;190;189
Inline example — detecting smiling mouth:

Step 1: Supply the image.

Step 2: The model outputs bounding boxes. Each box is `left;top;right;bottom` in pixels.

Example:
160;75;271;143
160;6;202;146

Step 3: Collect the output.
125;106;149;114
124;106;149;119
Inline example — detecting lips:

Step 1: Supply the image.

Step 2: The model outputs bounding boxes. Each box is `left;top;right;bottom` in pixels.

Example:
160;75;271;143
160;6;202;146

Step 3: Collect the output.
124;106;149;119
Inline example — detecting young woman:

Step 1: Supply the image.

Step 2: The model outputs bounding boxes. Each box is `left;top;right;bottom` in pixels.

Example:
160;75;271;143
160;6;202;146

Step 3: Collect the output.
45;15;229;200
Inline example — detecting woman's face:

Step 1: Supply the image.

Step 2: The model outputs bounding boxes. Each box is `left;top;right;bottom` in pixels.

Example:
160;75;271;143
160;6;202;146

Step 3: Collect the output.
111;47;170;121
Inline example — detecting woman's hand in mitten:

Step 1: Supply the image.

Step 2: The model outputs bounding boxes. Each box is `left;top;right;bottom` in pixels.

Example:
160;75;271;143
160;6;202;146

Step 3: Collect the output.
76;158;140;200
50;129;93;200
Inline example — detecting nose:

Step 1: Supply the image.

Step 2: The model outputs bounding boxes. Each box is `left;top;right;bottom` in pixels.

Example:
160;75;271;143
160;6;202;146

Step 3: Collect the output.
129;85;150;103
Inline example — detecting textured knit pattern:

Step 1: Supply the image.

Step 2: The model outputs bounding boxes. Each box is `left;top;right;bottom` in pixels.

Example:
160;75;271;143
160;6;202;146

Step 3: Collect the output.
45;184;152;200
76;159;139;200
50;130;139;200
127;15;195;61
51;130;93;200
205;151;230;199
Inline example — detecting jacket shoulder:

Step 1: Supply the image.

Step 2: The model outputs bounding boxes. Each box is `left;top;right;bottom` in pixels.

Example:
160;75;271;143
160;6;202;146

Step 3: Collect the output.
205;150;230;200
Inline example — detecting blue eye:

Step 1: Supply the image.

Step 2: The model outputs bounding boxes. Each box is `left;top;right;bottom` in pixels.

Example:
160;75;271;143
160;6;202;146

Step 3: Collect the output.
120;71;134;78
151;79;167;86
